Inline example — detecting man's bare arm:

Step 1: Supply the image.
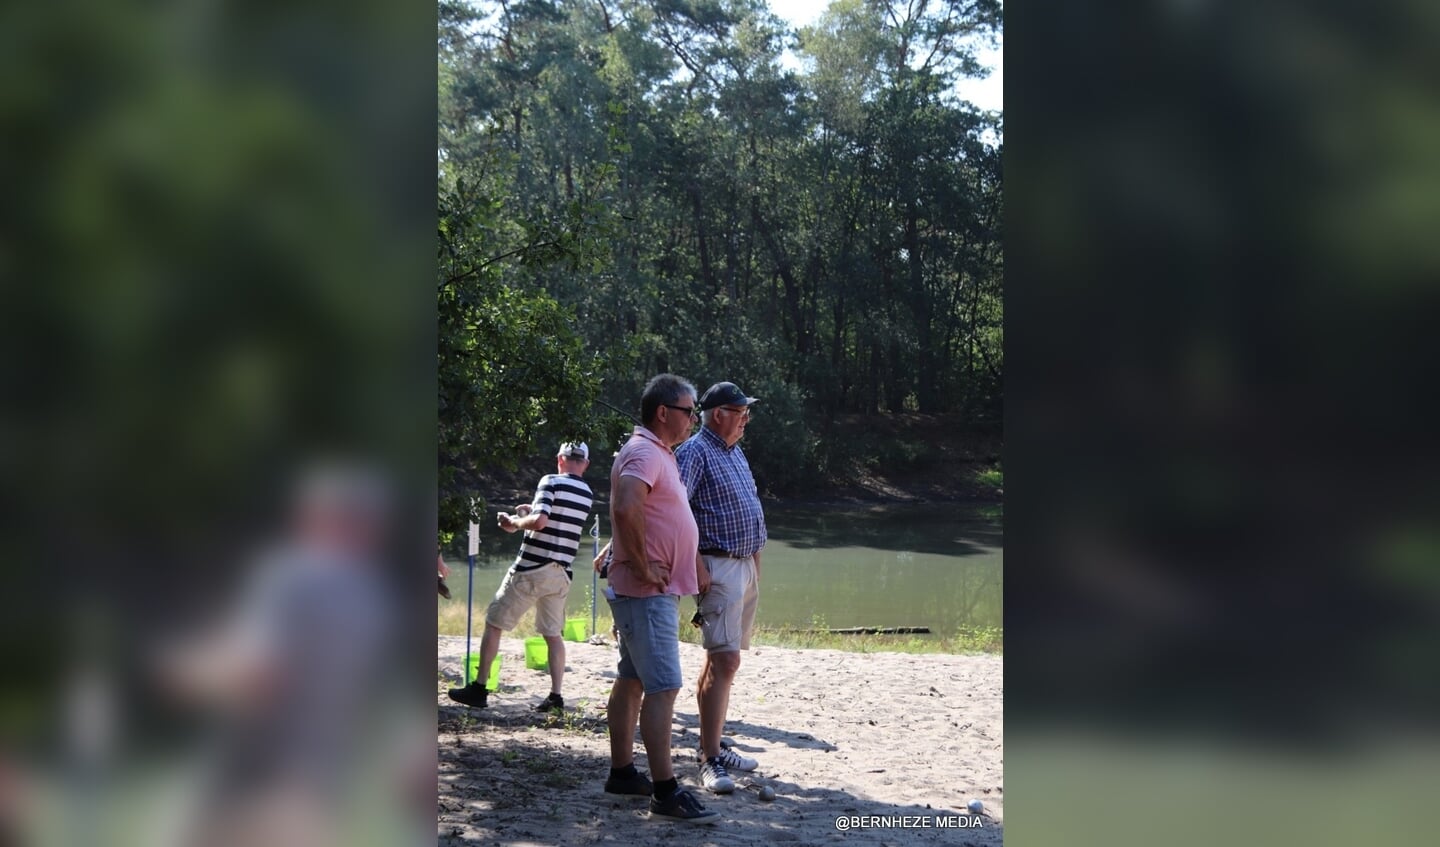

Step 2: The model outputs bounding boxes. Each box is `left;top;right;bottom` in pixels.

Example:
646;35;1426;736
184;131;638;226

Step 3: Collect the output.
612;475;667;591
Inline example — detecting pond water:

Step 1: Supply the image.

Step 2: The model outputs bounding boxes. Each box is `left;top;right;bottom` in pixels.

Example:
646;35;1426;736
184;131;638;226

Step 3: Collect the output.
442;501;1001;639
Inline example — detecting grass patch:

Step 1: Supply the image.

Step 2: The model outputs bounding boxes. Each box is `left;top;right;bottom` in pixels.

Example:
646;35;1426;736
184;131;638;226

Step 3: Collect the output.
752;624;1001;655
440;603;1000;656
976;466;1003;489
438;599;475;636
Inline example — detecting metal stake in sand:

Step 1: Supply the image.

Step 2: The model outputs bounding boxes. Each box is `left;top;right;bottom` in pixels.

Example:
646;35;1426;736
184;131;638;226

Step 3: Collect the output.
589;514;600;638
463;519;479;684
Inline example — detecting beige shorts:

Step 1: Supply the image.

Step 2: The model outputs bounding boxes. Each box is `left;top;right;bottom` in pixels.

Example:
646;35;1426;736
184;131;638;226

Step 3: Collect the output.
697;554;758;653
485;564;571;636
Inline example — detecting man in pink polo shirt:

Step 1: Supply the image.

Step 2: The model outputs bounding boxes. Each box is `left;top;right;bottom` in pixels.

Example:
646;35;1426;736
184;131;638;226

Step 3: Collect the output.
601;374;719;825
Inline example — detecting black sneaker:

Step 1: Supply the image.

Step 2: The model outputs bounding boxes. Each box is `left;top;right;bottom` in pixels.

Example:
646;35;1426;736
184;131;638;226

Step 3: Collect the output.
447;682;488;708
534;693;564;713
648;788;720;824
604;768;654;796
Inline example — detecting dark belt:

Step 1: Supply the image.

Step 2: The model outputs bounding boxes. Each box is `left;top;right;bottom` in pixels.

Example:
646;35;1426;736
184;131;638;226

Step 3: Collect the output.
700;548;749;559
514;560;573;580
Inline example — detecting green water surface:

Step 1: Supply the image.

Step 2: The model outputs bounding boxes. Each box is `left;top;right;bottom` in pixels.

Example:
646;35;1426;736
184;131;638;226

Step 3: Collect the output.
444;502;1001;639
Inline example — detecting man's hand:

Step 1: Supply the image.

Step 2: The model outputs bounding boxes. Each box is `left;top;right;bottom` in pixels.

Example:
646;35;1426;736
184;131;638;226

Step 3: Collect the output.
593;541;611;573
498;505;548;534
696;553;711;595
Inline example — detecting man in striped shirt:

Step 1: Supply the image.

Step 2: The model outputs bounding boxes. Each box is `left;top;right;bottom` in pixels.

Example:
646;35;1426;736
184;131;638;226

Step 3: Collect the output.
675;382;767;794
448;442;593;712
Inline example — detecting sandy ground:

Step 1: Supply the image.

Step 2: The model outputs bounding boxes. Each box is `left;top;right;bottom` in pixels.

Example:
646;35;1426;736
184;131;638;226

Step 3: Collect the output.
437;633;1003;846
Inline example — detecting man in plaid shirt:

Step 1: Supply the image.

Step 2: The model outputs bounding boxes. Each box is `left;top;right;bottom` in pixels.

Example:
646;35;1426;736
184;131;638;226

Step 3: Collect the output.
675;381;767;795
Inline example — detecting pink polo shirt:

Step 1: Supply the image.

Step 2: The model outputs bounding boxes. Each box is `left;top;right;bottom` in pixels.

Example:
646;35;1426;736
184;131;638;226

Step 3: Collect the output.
608;426;700;598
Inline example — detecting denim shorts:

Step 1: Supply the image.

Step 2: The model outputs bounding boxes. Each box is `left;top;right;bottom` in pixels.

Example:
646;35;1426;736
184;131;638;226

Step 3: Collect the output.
608;593;682;694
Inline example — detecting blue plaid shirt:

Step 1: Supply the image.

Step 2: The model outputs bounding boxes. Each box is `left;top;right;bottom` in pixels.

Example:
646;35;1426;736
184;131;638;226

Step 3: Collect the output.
675;426;767;557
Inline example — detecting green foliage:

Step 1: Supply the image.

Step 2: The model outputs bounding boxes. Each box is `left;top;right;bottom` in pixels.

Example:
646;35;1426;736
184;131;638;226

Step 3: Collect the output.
438;0;1002;501
976;466;1003;489
437;161;624;538
952;624;1004;654
4;1;432;548
730;378;815;495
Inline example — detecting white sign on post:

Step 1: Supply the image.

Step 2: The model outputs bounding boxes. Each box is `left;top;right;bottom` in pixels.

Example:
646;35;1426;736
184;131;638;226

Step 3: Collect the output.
468;521;480;556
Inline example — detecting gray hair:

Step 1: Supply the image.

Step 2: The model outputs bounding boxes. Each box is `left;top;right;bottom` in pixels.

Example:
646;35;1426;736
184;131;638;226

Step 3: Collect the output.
639;374;697;425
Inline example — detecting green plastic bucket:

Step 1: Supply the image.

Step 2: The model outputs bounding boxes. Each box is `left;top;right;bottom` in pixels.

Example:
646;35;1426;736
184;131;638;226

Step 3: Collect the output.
524;636;548;671
465;653;501;690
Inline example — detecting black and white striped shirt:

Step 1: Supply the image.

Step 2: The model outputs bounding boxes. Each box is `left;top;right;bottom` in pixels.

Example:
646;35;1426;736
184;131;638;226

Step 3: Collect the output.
512;473;593;576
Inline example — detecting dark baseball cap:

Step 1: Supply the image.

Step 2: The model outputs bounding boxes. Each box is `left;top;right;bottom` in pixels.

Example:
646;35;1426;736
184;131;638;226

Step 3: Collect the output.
698;382;759;411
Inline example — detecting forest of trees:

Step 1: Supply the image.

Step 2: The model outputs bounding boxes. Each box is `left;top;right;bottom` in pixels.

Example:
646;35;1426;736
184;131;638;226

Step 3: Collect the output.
438;0;1002;533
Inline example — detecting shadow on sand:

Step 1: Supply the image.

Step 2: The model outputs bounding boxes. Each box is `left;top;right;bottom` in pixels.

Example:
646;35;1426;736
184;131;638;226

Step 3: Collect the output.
438;702;1000;847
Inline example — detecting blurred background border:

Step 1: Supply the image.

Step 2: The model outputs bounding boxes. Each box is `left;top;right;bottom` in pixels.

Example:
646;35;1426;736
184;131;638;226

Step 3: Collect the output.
1;2;436;845
1008;0;1440;844
4;0;1440;845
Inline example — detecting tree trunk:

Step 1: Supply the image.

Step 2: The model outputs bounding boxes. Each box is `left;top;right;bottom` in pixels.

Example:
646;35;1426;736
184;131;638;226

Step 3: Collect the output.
753;204;809;356
690;184;716;293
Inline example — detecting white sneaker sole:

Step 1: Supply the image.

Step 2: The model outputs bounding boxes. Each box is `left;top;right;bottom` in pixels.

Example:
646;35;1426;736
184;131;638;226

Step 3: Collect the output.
649;811;720;825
